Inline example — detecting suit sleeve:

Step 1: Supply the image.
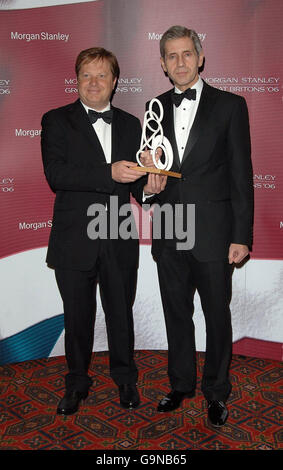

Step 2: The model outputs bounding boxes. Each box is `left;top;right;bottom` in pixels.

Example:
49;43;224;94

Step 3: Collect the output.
127;117;149;206
228;97;254;248
41;111;116;194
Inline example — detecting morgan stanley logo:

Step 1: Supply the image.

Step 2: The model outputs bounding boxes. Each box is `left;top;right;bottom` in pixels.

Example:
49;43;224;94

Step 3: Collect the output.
87;196;195;251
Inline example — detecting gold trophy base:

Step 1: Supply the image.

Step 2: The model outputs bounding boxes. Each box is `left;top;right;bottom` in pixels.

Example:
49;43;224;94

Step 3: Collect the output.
133;166;182;179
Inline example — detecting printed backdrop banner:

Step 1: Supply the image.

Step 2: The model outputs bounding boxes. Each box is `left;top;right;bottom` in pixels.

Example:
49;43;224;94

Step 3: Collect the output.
0;0;282;365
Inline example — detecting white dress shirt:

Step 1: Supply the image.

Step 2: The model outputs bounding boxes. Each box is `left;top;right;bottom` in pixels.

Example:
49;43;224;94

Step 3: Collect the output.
143;77;203;201
174;76;203;162
81;101;112;163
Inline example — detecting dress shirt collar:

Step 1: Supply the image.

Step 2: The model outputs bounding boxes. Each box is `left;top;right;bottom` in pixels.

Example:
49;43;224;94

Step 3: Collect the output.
80;100;111;115
174;76;203;96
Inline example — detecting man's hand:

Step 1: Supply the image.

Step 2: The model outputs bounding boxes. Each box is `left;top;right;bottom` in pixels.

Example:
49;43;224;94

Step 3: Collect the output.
228;243;249;264
111;160;143;183
144;173;167;195
140;148;162;168
140;148;167;195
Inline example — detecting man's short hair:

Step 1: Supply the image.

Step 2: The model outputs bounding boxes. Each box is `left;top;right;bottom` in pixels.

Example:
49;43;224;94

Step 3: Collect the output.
160;25;202;58
75;47;120;79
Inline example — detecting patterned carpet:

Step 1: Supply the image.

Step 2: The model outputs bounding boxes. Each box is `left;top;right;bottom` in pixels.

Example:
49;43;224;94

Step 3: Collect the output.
0;351;282;452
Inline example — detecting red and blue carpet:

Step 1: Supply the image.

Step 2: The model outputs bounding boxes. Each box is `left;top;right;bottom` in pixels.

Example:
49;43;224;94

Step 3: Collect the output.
0;351;281;456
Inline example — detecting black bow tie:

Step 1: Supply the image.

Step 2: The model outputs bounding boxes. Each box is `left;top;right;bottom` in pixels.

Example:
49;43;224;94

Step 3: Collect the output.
88;108;113;124
171;88;197;107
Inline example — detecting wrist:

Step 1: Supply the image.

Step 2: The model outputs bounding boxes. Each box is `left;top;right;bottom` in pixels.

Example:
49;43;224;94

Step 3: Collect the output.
144;185;154;195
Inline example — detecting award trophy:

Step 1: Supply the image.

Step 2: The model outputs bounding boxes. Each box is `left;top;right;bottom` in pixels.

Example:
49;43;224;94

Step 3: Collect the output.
135;98;181;178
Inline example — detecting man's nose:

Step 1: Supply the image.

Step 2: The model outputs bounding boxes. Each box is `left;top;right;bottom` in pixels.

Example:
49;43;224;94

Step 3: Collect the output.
89;76;98;85
177;55;184;67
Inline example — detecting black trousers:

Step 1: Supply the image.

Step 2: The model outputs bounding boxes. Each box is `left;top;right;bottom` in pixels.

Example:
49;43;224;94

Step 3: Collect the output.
157;246;233;402
55;241;138;394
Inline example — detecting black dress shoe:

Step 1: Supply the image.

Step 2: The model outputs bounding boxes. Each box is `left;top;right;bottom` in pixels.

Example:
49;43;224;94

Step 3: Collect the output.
119;384;140;409
57;390;87;415
207;400;228;427
157;390;195;412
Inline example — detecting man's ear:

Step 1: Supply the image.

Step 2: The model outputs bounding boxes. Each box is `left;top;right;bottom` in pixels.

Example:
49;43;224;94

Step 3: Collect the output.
160;56;167;73
198;52;204;68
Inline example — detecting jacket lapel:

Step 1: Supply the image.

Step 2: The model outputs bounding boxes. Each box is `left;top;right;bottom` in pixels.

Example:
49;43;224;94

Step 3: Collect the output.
67;99;106;163
111;106;122;163
160;91;181;170
181;81;217;166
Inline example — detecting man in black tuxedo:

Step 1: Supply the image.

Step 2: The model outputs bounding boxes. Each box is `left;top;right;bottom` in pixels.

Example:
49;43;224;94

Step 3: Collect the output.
142;26;253;426
41;47;145;415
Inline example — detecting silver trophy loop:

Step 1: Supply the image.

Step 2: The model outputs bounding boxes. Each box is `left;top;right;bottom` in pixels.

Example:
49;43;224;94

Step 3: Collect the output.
136;98;174;171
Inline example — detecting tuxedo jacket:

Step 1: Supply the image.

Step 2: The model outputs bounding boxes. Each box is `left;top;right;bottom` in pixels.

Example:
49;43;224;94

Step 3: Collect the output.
148;81;254;262
41;99;143;271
